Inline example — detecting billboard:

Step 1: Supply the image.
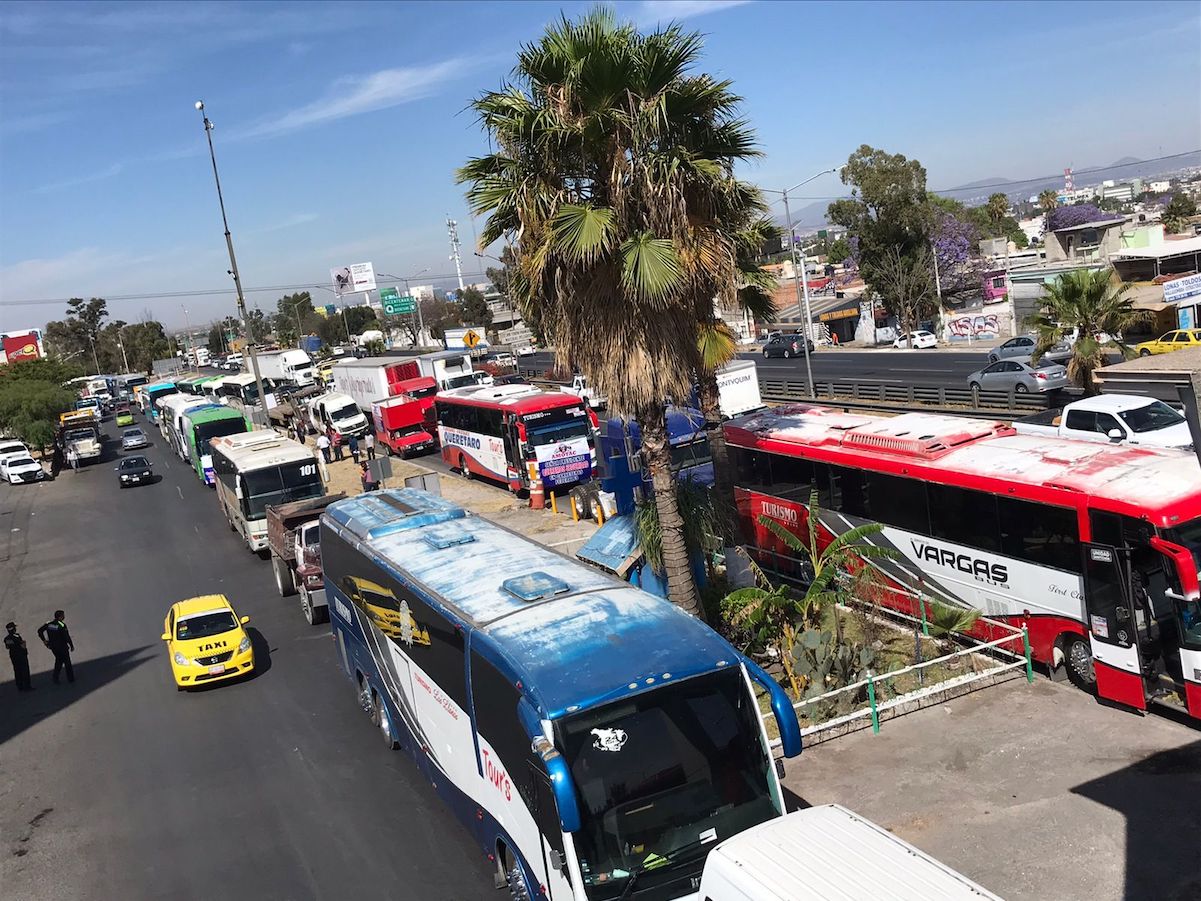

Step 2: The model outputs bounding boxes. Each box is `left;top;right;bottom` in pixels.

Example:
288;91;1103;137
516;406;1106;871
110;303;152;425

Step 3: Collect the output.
330;262;376;296
0;330;44;365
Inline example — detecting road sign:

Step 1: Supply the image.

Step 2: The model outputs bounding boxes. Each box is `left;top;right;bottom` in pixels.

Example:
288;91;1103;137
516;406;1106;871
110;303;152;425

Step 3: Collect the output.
380;287;415;316
462;329;481;349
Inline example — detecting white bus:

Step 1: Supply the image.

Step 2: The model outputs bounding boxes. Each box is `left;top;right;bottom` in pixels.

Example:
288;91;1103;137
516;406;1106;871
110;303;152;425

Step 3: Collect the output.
158;395;213;455
216;372;275;407
209;431;323;554
322;489;802;901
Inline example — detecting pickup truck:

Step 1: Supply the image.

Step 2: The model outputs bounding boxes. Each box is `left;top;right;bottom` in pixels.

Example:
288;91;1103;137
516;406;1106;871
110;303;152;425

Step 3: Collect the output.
266;493;346;625
1014;394;1193;449
560;373;607;409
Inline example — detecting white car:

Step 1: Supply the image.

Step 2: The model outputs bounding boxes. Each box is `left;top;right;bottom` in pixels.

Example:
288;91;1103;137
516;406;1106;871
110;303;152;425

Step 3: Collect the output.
1;455;47;484
0;440;30;468
892;330;938;349
514;345;538;357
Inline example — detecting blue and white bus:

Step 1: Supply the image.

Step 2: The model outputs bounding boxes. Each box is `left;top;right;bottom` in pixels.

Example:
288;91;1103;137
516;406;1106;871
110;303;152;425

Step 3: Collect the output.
321;489;801;901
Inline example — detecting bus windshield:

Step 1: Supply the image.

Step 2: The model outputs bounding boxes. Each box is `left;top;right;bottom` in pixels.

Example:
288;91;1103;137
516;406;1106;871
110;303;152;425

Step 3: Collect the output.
524;408;591;448
558;667;776;899
670;436;712;471
240;460;323;519
194;418;246;457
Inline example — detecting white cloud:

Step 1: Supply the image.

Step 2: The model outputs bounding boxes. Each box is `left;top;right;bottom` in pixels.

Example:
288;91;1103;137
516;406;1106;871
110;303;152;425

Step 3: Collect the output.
238;60;465;140
0;110;70;136
632;0;752;26
32;164;124;195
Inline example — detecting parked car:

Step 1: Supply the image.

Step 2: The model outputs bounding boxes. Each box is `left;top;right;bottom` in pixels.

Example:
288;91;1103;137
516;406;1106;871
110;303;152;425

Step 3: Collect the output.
514;344;538;357
989;335;1036;362
122;427;150;451
762;333;815;359
892;330;938;349
967;357;1069;393
1;455;48;484
1135;329;1201;357
116;455;154;487
0;439;30;468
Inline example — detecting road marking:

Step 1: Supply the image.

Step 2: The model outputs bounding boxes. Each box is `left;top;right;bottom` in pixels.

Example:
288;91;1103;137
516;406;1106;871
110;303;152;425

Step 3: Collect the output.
177;486;184;500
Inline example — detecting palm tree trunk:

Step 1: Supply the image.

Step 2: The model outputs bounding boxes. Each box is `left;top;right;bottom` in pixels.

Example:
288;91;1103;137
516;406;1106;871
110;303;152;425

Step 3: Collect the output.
639;408;704;618
697;368;737;544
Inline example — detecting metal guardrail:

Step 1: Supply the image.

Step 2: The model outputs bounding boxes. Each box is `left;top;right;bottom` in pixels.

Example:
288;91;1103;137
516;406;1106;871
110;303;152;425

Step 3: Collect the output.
521;367;1070;418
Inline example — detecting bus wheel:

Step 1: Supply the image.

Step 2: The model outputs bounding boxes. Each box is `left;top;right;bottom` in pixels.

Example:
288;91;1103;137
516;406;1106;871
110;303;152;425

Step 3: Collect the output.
459;455;473;480
503;853;531;901
1064;635;1096;689
371;691;399;750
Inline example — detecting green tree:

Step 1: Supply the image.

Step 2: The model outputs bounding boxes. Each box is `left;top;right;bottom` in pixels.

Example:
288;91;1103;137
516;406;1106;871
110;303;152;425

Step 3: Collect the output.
245;308;271;344
1028;268;1148;393
274;291;318;346
1163;194;1198;234
344;305;380;338
458;286;492;328
208;324;225;355
459;9;765;615
827;237;852;264
1038;188;1059;222
0;360;79;454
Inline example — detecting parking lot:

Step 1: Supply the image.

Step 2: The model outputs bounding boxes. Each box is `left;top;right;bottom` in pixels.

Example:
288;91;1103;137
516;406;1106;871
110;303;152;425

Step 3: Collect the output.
782;675;1200;901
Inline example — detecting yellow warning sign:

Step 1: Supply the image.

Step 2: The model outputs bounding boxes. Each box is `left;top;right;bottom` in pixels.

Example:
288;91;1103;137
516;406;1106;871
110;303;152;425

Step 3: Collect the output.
462;329;481;349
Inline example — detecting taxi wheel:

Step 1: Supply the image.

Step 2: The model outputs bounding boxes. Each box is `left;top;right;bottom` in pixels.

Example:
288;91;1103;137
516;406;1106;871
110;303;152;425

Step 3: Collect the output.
1139;348;1151;357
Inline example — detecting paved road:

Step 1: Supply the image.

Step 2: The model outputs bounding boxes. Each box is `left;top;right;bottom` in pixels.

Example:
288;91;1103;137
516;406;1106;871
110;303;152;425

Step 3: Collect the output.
522;347;996;390
0;417;493;900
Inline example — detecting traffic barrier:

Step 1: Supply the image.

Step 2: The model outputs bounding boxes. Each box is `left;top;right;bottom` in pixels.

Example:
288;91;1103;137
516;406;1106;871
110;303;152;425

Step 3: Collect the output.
758;377;1059;417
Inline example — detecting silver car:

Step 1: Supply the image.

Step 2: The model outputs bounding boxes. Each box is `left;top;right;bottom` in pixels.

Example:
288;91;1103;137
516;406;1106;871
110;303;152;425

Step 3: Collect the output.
989;335;1072;365
121;427;150;451
968;358;1069;394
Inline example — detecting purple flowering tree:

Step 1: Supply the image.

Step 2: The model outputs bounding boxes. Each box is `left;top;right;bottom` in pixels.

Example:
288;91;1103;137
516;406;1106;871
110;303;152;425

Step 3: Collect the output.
931;212;986;303
1046;203;1122;232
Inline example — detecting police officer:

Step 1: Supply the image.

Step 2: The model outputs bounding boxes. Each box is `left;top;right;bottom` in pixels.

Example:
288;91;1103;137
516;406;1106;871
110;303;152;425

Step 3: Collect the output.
5;622;32;691
37;610;74;684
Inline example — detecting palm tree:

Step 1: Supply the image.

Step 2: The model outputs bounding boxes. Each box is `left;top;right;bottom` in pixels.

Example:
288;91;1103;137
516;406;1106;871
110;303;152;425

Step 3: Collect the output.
1038;189;1058;233
985;192;1011;233
458;9;763;617
1029;268;1148;393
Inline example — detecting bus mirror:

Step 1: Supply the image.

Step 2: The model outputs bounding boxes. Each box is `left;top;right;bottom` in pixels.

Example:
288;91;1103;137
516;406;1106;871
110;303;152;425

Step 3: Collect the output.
520;698;582;833
741;656;802;759
1150;536;1200;600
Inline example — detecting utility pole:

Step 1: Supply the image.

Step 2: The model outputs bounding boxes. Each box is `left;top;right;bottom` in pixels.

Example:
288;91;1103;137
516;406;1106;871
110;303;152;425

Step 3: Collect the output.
182;306;196;367
447;215;465;290
196;100;268;426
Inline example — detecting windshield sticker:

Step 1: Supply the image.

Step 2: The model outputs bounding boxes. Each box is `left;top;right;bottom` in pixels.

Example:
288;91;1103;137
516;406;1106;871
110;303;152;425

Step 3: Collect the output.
699;827;717;844
591;727;628;752
1091;614;1109;638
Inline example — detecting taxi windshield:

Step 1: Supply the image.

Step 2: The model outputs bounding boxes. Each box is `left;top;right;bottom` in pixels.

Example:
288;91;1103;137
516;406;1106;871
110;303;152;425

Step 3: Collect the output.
177;611;237;640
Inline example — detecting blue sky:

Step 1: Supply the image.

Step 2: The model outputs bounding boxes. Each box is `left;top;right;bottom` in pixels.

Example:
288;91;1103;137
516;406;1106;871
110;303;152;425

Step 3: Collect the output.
1;0;1198;331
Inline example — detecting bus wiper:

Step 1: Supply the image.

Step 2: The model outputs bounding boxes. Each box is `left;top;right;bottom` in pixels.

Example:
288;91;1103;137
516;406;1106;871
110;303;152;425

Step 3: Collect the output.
617;836;708;901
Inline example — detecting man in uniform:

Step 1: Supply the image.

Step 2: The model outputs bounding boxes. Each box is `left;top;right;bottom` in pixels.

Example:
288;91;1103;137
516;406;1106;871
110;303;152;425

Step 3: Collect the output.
37;610;74;684
5;621;32;691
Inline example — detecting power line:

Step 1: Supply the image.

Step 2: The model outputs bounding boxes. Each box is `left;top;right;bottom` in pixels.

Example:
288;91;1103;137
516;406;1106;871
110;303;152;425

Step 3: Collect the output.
771;148;1201;203
0;270;488;308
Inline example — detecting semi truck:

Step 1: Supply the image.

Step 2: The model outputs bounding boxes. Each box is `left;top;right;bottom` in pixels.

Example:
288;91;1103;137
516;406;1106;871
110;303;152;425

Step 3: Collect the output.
266;493;346;625
58;415;102;465
255;349;316;387
388;350;485;391
371;378;438;457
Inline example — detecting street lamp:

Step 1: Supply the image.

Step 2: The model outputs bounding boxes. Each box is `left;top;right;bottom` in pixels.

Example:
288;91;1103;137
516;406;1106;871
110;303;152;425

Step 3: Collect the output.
283;296;307;348
474;252;516;328
762;167;839;398
116;329;130;374
87;333;100;375
195;100;269;422
181;305;196;368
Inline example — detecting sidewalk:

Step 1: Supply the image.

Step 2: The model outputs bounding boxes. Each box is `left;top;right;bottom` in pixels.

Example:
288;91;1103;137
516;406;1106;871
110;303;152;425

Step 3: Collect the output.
319;451;598;555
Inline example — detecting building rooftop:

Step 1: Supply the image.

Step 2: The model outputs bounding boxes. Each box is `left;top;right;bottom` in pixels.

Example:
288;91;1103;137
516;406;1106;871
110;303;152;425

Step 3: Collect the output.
1112;235;1201;260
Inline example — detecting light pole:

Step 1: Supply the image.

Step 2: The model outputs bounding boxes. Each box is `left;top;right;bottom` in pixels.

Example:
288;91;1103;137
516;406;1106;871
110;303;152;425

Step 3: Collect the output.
181;305;196;368
195;100;268;424
87;333;100;375
116;329;130;374
284;296;307;348
763;167;839;398
474;251;515;330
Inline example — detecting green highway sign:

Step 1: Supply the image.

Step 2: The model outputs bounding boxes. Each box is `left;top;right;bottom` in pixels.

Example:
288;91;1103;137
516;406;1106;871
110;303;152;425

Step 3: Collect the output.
382;290;416;315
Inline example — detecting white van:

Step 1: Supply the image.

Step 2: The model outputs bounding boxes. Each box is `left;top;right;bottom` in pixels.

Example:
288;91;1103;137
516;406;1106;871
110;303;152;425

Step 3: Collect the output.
308;391;369;439
699;805;1001;901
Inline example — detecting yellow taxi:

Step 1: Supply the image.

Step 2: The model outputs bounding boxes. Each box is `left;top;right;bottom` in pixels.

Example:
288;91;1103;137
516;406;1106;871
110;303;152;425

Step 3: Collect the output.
162;595;255;689
1135;328;1201;356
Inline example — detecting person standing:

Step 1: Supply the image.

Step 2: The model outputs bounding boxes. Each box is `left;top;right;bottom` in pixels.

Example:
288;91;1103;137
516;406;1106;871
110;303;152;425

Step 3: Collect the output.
331;428;344;462
67;446;79;472
348;433;360;464
37;610;74;684
5;622;32;691
316;432;331;464
360;461;380;492
364;431;376;461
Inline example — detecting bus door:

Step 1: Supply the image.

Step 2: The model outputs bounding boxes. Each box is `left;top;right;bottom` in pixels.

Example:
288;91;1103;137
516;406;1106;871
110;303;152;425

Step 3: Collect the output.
505;417;526;490
1081;543;1146;711
1150;536;1201;718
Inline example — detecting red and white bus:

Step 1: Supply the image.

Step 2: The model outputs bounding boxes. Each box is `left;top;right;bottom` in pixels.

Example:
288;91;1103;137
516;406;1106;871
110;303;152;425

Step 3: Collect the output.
725;403;1201;721
435;384;598;493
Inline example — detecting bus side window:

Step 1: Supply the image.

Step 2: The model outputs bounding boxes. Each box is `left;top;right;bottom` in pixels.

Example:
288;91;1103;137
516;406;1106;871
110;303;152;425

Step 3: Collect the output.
928;484;1000;553
769;454;814;502
471;651;535;807
866;473;930;535
999;497;1080;573
828;465;869;518
730;446;771;491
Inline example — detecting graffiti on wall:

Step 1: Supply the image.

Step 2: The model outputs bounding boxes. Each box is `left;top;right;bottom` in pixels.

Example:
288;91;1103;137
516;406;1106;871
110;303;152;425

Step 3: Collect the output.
946;313;999;340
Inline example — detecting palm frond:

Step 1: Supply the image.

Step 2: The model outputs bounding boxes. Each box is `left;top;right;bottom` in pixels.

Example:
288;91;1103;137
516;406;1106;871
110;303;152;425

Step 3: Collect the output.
550;204;617;264
620;232;684;303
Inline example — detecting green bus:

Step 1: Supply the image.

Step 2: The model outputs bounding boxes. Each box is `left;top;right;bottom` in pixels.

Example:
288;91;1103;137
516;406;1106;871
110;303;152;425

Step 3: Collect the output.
183;405;249;485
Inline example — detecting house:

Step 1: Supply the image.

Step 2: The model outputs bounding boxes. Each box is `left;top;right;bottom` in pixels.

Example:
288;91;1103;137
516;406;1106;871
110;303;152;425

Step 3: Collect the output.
1043;214;1126;263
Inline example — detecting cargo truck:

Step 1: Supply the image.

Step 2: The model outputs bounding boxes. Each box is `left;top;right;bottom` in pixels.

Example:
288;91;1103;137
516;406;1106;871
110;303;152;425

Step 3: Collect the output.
330;357;418;413
388;350;486;391
308;391;370;439
371;377;438;457
255;349;315;387
266;493;345;624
